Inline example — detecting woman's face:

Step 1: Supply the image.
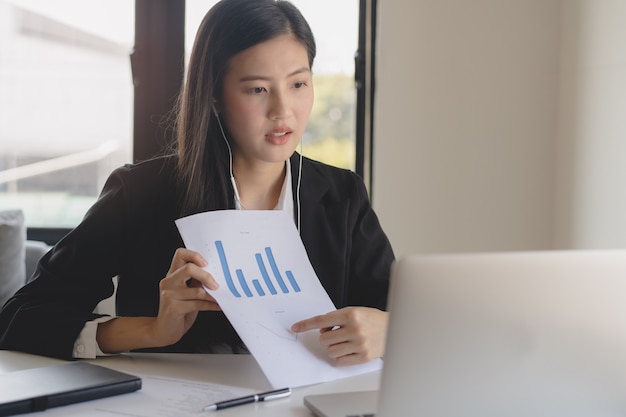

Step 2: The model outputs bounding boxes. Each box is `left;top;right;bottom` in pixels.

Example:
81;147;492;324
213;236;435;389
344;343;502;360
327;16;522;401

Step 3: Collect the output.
220;34;314;168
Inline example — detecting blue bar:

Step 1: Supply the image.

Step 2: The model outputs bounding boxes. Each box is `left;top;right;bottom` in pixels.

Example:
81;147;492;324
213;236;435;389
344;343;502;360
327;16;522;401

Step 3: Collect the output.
265;247;289;293
285;271;301;292
252;279;266;296
215;240;241;298
235;269;253;297
256;253;277;295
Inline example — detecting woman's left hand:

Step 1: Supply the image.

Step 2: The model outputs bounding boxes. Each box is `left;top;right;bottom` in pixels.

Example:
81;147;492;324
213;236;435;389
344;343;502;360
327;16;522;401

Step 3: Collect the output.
291;307;388;366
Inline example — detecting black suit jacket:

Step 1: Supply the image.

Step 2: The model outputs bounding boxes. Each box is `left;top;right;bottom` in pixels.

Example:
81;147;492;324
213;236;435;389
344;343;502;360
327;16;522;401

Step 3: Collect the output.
0;154;394;359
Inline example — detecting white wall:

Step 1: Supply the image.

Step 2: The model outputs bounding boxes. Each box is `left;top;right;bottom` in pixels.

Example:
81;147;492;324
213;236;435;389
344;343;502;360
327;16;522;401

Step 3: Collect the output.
373;0;560;257
373;0;626;258
555;1;626;249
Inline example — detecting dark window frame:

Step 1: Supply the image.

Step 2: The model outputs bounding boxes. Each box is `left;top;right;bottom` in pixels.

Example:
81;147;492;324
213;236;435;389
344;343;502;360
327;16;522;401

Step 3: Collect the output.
132;0;185;163
355;0;376;195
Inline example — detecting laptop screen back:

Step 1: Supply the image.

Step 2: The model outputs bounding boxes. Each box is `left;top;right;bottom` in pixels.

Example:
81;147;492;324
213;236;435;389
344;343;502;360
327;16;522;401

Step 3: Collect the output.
377;250;626;417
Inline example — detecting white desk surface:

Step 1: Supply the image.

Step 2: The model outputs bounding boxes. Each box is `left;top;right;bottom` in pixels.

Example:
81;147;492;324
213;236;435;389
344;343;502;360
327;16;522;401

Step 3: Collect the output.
0;350;380;416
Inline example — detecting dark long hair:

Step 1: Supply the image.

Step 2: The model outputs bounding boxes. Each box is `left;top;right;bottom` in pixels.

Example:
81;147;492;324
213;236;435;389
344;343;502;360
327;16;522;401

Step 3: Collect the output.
174;0;316;217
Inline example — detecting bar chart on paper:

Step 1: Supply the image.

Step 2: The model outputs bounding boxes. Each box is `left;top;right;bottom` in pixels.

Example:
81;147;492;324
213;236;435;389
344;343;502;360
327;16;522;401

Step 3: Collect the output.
215;240;302;298
176;211;379;388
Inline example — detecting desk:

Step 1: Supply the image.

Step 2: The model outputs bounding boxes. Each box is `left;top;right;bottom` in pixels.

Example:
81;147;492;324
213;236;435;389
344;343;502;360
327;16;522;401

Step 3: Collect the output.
0;350;380;416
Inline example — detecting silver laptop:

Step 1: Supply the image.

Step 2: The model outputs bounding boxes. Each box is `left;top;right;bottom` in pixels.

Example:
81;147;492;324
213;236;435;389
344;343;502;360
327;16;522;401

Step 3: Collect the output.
305;250;626;417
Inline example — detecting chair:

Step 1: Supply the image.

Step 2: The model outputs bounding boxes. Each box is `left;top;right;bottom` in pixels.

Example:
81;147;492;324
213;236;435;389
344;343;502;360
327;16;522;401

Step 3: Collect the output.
1;209;115;314
0;209;50;306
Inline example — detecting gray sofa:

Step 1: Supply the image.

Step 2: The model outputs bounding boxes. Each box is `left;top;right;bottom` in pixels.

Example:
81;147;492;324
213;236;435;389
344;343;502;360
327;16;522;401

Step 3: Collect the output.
0;209;50;307
1;209;114;314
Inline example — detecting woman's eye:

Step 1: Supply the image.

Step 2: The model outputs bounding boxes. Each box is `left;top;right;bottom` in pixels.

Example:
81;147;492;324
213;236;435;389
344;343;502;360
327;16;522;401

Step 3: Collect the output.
293;82;307;89
250;87;266;94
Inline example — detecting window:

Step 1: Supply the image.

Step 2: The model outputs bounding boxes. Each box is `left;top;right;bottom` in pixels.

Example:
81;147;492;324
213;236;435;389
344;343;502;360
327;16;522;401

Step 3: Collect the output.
0;0;135;228
1;0;373;240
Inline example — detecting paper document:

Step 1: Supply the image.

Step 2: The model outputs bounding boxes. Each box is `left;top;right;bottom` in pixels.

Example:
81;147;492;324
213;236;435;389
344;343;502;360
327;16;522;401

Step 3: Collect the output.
38;374;254;417
176;210;382;388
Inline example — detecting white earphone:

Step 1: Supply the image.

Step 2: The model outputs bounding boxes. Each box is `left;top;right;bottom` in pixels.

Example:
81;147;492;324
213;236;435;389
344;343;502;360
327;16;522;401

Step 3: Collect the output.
212;101;302;232
212;103;244;208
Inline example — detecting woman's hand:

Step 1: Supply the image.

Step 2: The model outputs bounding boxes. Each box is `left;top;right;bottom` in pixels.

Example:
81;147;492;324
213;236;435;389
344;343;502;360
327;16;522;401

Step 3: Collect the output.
291;307;388;366
97;248;220;353
152;248;221;346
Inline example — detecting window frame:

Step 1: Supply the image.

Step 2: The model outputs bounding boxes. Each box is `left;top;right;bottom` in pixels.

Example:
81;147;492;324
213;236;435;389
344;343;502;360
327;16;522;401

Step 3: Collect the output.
355;0;376;194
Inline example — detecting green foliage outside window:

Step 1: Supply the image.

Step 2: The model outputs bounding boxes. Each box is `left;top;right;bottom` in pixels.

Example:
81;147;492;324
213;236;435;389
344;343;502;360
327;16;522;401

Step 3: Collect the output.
302;74;355;170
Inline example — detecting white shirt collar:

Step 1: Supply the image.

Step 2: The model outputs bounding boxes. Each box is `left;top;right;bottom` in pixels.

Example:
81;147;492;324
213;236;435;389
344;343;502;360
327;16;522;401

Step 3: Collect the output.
234;160;294;217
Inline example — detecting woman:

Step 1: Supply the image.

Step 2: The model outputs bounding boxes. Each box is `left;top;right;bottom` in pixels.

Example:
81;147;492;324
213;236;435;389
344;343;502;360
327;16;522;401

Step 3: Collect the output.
0;0;394;367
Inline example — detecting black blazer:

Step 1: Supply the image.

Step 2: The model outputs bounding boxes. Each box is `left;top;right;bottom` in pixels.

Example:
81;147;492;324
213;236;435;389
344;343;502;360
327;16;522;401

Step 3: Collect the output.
0;154;394;359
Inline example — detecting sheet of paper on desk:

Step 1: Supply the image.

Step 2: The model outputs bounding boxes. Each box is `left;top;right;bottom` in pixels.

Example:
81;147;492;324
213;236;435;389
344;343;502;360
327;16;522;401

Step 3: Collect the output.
176;210;382;388
38;374;254;417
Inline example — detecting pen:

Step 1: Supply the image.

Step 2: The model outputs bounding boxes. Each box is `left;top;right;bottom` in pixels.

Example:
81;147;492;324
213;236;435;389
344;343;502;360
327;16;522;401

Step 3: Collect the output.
202;387;292;411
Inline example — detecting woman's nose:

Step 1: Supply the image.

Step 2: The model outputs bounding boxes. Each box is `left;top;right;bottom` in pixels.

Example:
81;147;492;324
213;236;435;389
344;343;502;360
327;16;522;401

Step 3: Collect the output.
268;91;292;120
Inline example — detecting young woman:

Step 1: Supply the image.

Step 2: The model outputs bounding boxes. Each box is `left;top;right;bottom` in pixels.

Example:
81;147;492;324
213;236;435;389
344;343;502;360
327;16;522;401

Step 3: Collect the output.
0;0;394;367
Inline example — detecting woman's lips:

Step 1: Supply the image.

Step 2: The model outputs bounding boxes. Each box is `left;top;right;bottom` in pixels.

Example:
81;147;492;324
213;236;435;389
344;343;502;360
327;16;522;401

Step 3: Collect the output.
266;128;292;145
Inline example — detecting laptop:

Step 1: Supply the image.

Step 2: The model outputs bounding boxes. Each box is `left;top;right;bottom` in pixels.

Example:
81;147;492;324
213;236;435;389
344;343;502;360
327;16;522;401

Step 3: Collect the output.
305;250;626;417
0;362;141;416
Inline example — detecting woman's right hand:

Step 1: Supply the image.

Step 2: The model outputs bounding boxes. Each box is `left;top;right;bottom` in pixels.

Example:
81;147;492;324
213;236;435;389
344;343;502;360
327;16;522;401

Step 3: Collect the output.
97;248;220;353
151;248;221;347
